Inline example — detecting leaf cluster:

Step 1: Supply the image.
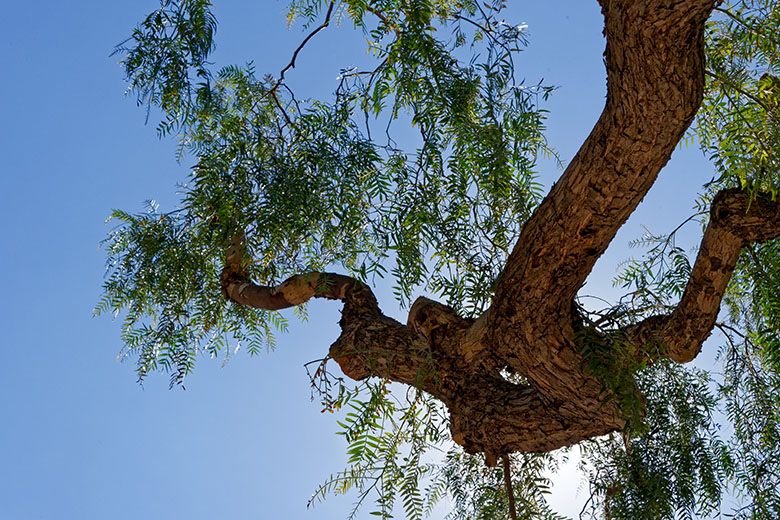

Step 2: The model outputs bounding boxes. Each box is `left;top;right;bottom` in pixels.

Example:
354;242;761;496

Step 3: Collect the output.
698;0;780;197
580;362;729;520
102;0;552;384
428;450;568;520
95;202;287;386
308;374;566;520
717;240;780;519
309;380;448;519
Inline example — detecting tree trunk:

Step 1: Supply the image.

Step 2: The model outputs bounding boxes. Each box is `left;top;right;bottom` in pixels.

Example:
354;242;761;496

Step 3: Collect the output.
222;0;780;461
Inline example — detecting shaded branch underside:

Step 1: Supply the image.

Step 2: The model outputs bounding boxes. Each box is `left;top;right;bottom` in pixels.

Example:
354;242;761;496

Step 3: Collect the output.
220;0;780;460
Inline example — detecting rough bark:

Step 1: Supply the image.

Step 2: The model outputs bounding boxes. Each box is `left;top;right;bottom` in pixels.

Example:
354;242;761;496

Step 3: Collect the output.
626;189;780;363
220;0;780;461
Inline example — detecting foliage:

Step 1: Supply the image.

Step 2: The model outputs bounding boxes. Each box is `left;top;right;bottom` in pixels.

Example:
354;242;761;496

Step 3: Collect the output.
580;362;730;520
308;379;446;520
695;3;780;516
428;450;568;520
716;239;780;519
99;0;550;385
101;0;780;518
576;216;707;437
307;368;566;520
698;0;780;197
95;201;288;386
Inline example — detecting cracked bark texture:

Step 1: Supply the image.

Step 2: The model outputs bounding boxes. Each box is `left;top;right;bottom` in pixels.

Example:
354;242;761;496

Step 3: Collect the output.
221;0;780;462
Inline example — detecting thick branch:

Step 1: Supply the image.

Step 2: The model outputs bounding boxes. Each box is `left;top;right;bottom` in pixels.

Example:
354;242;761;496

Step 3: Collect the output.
494;1;717;317
221;269;378;311
220;242;467;404
627;188;780;363
334;312;623;459
221;249;621;457
447;374;622;462
482;0;718;405
219;235;378;311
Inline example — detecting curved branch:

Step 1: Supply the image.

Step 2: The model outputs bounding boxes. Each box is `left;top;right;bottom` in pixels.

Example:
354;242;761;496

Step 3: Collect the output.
492;0;718;323
218;243;623;456
219;240;464;406
626;188;780;363
221;269;378;311
219;235;378;311
481;0;718;405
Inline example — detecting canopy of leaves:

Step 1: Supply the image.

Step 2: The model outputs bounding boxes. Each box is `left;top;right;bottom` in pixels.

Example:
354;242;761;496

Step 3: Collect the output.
699;0;780;196
100;0;780;518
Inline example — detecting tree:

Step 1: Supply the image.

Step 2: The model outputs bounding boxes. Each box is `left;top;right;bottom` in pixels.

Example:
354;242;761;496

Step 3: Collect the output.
98;0;780;518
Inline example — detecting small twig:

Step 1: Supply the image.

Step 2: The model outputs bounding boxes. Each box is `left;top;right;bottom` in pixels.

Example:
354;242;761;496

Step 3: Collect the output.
747;243;769;279
271;1;336;95
270;91;293;127
502;455;518;520
282;83;301;115
364;5;401;36
715;321;749;342
452;14;505;49
249;0;335;121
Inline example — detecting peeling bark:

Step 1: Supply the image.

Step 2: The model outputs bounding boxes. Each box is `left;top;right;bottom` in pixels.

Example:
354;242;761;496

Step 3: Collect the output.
219;0;780;460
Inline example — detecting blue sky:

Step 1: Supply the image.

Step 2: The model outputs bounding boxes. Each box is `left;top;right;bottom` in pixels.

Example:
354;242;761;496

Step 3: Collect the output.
0;2;716;519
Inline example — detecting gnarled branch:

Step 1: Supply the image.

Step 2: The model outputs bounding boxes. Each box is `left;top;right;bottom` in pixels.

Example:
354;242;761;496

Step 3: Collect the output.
220;240;623;458
219;234;378;311
626;188;780;363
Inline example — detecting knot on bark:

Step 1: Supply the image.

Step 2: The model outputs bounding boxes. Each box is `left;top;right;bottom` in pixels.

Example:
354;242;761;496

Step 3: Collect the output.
710;188;780;244
219;267;250;301
448;394;504;465
407;297;471;344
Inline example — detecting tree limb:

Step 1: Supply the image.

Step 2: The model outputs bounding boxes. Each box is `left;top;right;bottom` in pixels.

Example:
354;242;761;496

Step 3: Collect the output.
626;188;780;363
220;240;622;457
493;0;717;321
219;234;378;311
270;1;336;95
482;0;718;406
221;269;378;311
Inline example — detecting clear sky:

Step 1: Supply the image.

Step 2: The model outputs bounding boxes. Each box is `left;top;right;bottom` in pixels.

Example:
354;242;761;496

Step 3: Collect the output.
0;2;715;519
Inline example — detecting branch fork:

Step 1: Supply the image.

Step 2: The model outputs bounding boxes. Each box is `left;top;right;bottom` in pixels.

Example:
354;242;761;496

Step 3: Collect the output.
217;1;780;460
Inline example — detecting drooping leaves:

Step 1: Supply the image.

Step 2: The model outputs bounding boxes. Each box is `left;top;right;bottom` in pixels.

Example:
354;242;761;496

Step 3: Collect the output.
102;1;780;519
103;0;549;381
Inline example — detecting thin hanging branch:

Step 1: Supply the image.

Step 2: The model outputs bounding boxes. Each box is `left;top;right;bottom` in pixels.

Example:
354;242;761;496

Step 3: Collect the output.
271;0;336;95
503;455;518;520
